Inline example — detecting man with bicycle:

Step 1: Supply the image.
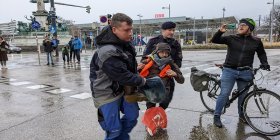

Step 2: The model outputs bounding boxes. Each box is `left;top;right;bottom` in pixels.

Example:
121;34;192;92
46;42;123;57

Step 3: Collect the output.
211;18;270;128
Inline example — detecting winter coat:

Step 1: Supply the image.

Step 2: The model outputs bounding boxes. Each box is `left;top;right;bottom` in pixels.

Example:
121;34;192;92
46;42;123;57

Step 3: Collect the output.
0;41;9;61
211;30;268;68
72;38;83;50
90;26;145;108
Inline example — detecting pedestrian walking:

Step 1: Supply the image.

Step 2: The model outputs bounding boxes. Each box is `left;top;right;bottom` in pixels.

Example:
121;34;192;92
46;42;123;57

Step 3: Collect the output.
0;36;10;69
52;36;60;57
68;37;74;62
43;35;54;66
62;44;70;64
72;35;82;64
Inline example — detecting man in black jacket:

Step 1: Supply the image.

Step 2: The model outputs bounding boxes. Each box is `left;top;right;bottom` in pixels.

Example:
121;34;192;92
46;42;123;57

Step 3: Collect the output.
211;18;270;128
89;13;145;140
141;21;183;110
143;21;182;68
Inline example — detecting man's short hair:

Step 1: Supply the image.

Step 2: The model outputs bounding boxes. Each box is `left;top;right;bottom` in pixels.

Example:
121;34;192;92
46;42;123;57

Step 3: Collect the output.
111;13;133;27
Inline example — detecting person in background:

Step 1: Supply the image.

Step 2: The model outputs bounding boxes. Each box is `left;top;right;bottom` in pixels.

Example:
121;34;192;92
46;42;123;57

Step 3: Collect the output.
52;35;60;57
72;34;82;64
0;36;10;69
62;44;70;65
43;35;54;66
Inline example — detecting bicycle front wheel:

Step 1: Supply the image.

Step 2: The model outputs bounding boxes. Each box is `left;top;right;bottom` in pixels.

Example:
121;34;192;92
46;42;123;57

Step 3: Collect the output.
243;90;280;136
200;79;220;112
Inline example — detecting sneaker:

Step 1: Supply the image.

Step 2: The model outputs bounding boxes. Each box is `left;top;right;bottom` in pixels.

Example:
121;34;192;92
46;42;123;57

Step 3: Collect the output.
46;63;50;65
51;63;54;66
124;93;148;103
213;115;223;128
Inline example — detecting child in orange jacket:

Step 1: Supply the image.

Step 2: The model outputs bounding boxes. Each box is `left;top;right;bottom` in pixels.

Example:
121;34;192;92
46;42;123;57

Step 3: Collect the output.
139;42;185;109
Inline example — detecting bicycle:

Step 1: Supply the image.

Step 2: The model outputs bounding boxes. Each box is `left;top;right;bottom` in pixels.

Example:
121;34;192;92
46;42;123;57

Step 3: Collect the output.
190;65;280;136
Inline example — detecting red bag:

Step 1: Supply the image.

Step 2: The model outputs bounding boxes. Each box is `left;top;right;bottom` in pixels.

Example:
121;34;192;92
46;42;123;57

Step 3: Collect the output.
142;107;167;136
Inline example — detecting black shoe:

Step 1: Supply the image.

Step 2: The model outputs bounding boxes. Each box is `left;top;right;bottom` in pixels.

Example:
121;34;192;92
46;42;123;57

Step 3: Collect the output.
46;63;49;65
213;115;223;128
51;63;54;66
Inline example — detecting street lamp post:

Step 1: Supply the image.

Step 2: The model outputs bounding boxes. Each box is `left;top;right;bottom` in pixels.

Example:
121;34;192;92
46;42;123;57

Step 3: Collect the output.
137;14;143;46
267;0;275;45
50;0;57;36
222;7;226;22
162;4;170;18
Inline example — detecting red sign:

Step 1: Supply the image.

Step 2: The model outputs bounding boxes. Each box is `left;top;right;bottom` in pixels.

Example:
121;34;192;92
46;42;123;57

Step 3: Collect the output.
155;14;164;19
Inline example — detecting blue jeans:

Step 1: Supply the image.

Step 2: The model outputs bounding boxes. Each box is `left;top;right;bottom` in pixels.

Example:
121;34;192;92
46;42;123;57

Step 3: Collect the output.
46;52;53;64
98;96;139;140
214;67;253;116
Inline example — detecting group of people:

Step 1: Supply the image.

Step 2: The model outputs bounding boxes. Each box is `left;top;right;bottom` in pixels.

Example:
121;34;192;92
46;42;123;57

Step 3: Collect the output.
89;13;270;140
42;34;82;65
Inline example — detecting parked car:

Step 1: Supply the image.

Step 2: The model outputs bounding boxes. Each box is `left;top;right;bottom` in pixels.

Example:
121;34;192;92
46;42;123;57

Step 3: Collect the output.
7;45;22;54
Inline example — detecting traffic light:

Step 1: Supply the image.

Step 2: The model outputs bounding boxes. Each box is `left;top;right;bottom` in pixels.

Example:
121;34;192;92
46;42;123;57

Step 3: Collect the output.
86;6;91;13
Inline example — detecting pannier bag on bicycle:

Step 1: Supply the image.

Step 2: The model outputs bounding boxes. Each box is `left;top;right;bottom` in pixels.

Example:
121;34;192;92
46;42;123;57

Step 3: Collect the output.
190;67;210;92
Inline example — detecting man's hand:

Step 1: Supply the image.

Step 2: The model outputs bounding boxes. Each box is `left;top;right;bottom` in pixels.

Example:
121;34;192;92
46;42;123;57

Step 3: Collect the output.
260;64;271;71
219;24;227;33
166;69;177;77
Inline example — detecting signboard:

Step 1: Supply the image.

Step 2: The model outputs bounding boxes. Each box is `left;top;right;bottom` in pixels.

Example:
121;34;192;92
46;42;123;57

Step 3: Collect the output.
100;15;108;26
155;13;164;19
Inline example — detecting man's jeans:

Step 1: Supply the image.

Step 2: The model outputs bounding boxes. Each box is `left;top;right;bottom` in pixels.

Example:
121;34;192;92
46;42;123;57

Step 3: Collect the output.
98;97;139;140
73;49;80;62
214;67;253;116
46;52;53;64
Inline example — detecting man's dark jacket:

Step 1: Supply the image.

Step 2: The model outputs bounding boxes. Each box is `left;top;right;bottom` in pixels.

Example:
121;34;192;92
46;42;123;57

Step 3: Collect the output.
211;30;268;68
90;26;145;108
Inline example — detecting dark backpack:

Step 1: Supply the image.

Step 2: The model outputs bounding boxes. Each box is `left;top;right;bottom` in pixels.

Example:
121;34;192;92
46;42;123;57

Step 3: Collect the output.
190;67;210;92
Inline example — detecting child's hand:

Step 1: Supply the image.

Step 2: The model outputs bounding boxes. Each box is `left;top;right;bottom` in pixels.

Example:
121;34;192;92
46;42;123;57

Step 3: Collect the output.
137;63;145;70
166;70;177;77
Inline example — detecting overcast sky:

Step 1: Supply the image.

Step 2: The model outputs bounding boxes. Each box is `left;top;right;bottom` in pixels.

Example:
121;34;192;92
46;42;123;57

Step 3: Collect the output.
0;0;276;24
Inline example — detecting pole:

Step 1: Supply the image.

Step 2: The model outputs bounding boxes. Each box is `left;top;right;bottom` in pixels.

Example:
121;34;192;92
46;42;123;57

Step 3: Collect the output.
168;4;170;18
270;0;275;45
206;20;208;44
139;17;142;46
36;30;41;65
259;15;261;27
50;0;57;36
193;18;196;44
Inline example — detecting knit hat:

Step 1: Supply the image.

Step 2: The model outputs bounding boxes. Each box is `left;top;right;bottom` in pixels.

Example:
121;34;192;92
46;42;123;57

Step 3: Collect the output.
155;43;171;52
161;21;176;30
239;18;256;31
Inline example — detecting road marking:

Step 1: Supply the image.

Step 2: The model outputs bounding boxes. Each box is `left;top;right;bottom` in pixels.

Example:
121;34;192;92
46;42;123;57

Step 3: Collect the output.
70;92;92;99
45;88;72;95
26;85;51;89
10;81;32;86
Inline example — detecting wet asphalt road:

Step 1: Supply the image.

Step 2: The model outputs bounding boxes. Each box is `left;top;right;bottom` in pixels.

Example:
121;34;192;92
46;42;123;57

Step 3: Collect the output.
0;49;280;140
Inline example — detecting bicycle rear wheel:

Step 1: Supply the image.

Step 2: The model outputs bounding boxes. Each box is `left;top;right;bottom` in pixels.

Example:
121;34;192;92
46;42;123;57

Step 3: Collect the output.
243;90;280;136
200;79;220;112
